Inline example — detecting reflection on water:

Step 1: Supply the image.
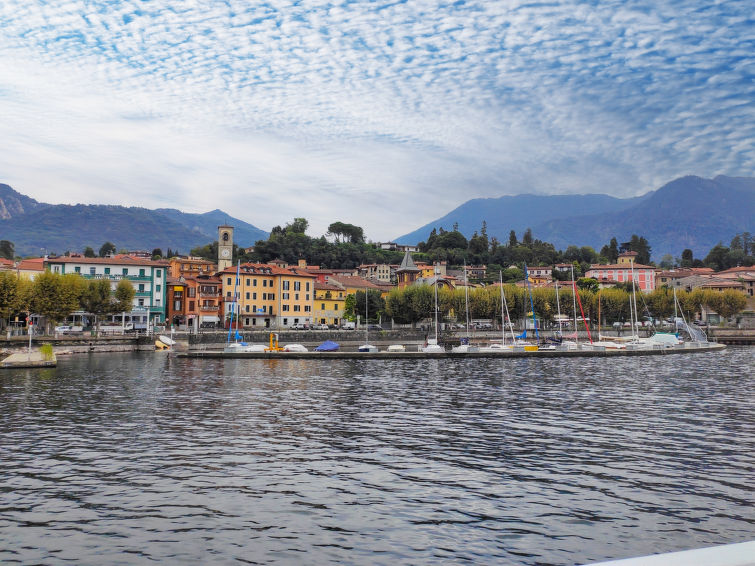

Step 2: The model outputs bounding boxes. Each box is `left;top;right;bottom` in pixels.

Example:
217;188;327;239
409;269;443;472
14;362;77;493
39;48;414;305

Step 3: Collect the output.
1;348;753;564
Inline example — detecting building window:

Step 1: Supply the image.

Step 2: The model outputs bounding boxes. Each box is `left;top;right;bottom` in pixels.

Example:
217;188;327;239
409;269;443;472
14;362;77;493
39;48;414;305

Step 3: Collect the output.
246;292;250;299
89;267;96;275
138;299;144;306
306;282;310;291
139;269;145;277
282;305;289;312
156;285;161;292
245;305;250;312
295;293;299;301
334;304;338;310
138;284;145;292
283;281;290;290
227;277;232;285
283;318;287;326
253;279;257;286
104;268;110;275
269;293;274;300
263;279;267;287
74;266;81;273
189;301;194;310
321;303;325;310
294;281;301;291
304;305;311;312
283;292;289;300
246;278;250;286
294;305;300;312
156;270;161;278
174;301;181;310
306;294;309;301
262;293;267;300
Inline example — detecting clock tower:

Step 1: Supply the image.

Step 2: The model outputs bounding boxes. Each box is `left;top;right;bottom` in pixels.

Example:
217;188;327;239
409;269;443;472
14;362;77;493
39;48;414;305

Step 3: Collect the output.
218;225;234;271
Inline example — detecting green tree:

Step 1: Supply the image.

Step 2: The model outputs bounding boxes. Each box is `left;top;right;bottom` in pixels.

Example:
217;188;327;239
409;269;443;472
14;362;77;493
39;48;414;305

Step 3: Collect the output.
0;240;15;260
703;244;729;271
286;218;309;234
599;237;619;263
80;279;116;331
30;272;84;330
83;246;96;258
508;230;517;247
621;235;652;265
114;279;136;312
0;272;19;327
327;222;365;244
680;248;694;268
354;290;384;322
703;289;748;322
576;277;599;293
151;248;163;260
99;241;117;257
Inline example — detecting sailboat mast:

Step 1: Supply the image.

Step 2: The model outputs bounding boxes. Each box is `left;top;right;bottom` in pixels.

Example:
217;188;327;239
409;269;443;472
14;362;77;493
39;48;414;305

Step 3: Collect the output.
524;263;539;341
571;264;579;344
365;288;369;344
630;259;638;341
499;271;505;346
463;263;470;339
555;281;561;335
434;265;440;342
226;259;241;345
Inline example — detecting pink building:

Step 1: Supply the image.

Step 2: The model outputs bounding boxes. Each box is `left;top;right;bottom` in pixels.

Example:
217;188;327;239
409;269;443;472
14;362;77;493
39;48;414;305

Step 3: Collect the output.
585;251;657;292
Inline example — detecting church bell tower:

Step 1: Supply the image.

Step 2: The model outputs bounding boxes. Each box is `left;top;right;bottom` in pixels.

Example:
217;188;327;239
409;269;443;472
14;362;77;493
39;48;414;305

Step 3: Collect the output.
218;225;234;271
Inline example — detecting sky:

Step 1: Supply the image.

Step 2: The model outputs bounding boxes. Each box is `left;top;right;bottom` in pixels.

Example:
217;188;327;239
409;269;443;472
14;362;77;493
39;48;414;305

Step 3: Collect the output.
0;0;753;242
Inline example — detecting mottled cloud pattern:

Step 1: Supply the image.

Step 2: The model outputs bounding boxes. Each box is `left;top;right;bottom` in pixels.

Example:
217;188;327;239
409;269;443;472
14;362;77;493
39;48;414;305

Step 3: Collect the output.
0;0;752;240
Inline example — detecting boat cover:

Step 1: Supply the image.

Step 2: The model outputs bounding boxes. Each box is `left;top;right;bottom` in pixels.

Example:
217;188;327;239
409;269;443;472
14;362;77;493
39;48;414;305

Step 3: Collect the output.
314;340;340;351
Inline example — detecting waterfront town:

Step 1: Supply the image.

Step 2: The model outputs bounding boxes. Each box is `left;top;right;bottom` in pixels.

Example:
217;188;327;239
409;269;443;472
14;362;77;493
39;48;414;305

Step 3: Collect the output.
1;225;753;335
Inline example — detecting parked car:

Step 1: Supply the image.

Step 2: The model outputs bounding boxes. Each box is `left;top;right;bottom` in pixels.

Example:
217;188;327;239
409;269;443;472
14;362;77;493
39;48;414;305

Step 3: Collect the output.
313;323;329;330
291;323;309;330
54;325;72;333
341;322;356;330
368;324;382;331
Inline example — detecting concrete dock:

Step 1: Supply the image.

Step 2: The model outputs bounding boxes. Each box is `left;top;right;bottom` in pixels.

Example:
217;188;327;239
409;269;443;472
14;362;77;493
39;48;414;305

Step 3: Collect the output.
1;351;57;368
180;342;726;360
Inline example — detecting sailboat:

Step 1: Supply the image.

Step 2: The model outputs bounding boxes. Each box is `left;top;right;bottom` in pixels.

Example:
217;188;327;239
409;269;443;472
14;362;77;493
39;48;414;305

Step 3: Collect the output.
590;291;626;350
509;264;538;351
224;261;266;353
358;289;378;352
480;271;517;352
452;264;479;352
422;266;445;353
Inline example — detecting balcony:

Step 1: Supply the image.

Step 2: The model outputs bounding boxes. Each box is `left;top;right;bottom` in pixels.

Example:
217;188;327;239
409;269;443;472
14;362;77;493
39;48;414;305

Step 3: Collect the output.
200;305;220;312
200;292;220;298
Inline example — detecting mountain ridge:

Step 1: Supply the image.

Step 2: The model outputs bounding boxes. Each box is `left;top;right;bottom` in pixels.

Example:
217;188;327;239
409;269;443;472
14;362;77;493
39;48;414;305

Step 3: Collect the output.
395;175;754;259
0;184;269;256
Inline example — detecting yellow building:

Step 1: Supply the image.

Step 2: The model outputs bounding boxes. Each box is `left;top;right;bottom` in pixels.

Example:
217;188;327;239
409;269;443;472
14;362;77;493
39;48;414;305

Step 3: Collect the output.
219;263;315;329
313;282;347;326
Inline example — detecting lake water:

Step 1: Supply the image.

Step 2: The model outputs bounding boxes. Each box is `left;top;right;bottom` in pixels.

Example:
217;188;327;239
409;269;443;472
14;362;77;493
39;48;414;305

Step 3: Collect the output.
1;348;753;565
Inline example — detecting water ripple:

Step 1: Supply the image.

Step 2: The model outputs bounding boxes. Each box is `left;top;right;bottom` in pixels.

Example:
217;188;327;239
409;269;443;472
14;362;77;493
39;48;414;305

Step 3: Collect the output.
0;348;753;564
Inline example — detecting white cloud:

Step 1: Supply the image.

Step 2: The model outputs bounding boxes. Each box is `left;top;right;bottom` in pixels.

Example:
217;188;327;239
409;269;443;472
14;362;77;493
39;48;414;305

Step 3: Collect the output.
0;0;752;241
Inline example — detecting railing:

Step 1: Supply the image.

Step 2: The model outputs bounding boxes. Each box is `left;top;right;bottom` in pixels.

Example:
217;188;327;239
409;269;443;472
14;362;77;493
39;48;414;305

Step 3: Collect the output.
200;306;219;311
79;274;153;281
200;292;220;297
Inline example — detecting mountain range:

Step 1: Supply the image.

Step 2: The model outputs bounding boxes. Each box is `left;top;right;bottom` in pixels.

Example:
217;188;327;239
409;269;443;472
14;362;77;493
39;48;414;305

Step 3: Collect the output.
2;175;752;261
395;175;755;260
0;184;268;256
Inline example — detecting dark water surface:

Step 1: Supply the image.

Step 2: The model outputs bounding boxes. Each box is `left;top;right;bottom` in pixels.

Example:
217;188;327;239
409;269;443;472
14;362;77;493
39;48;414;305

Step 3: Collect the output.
1;348;753;565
